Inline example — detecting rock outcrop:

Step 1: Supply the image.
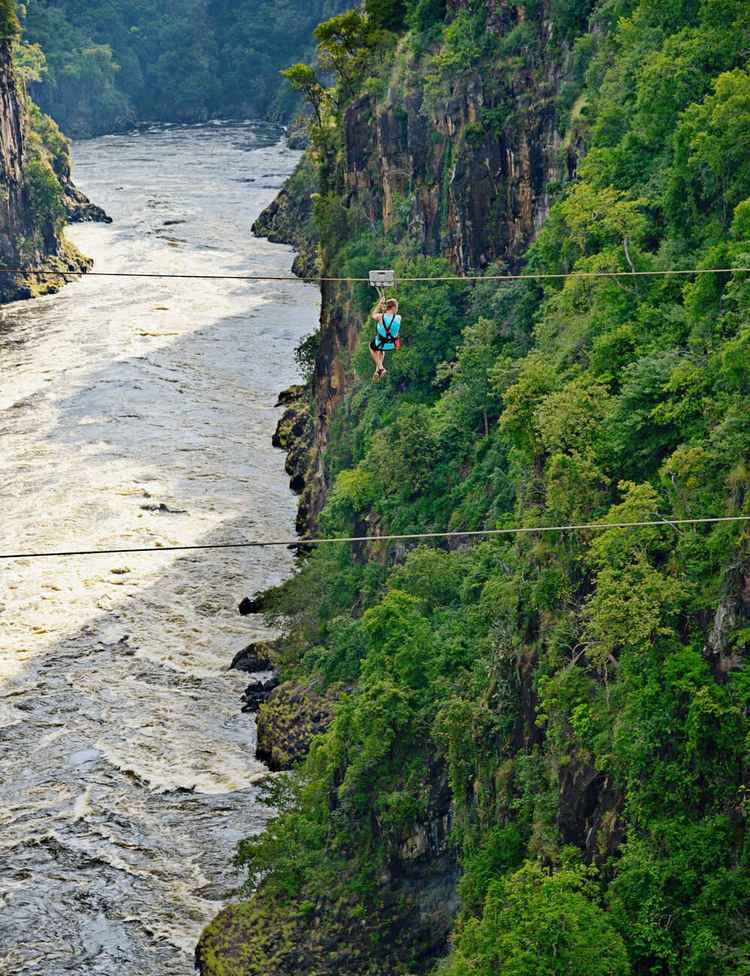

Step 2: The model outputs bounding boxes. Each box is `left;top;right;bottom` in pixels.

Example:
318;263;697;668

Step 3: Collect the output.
230;641;275;673
272;385;313;531
197;751;459;975
0;37;104;303
252;152;318;279
255;681;336;770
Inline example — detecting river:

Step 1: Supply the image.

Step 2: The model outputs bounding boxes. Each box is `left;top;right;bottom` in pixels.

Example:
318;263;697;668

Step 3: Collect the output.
0;121;317;975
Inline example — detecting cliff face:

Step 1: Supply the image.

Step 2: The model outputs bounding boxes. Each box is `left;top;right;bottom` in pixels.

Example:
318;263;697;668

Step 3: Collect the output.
0;37;98;303
0;39;33;277
342;34;565;270
201;6;585;974
206;0;750;972
294;1;576;531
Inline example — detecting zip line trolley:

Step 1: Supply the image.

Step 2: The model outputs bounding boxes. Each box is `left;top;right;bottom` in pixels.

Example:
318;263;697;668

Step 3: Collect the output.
369;269;396;305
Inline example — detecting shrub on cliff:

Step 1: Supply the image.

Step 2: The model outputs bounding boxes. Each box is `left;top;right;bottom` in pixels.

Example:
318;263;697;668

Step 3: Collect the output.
0;0;18;41
23;158;64;239
408;0;447;33
441;861;631;976
365;0;408;32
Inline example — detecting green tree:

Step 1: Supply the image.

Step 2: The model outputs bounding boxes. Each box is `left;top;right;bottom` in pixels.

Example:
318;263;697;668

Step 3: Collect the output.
407;0;446;32
281;63;328;127
0;0;18;41
669;68;750;238
365;0;407;32
442;861;631;976
314;10;382;97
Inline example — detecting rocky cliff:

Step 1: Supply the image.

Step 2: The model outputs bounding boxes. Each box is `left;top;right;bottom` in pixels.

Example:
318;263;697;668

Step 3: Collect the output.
284;0;579;532
203;0;750;973
0;35;101;303
200;4;585;974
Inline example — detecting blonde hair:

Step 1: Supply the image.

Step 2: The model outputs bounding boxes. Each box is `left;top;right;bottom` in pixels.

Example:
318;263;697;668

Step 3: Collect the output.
384;298;399;311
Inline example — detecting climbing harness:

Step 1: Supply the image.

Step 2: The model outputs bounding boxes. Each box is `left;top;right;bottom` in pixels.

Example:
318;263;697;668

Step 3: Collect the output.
374;313;400;350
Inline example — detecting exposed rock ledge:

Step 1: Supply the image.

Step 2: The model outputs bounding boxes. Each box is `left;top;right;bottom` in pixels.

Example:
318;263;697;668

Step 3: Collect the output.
251;152;318;280
272;384;314;534
196;758;458;976
255;680;336;771
63;181;111;224
6;240;93;301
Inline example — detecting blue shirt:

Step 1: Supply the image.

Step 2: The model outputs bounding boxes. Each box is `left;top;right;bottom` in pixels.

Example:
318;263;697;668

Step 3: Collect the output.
375;314;401;350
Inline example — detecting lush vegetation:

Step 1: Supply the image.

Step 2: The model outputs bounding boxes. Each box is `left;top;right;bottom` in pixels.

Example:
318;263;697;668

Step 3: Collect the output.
223;0;750;973
18;0;350;136
0;1;76;264
0;0;18;40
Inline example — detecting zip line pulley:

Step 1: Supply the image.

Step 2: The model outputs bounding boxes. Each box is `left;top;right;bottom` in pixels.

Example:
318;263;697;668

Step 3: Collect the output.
369;269;395;304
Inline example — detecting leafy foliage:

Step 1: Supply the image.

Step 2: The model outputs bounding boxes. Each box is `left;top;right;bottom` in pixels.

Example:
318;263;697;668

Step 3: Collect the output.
0;0;18;41
229;1;750;974
442;861;631;976
19;0;353;136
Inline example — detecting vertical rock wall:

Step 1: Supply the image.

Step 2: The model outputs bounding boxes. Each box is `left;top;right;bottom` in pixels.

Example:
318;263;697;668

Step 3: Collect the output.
0;39;31;273
0;38;94;303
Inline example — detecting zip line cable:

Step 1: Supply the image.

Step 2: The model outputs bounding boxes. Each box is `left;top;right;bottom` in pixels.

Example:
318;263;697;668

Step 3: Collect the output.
2;260;747;562
0;266;749;285
1;515;748;563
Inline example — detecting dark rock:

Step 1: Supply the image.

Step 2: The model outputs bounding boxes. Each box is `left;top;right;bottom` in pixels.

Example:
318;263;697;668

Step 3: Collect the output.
272;401;309;450
229;640;274;673
139;502;187;514
196;758;459;976
61;180;112;224
241;675;280;712
289;473;305;495
557;756;624;861
238;593;267;616
251;151;319;280
705;558;750;677
275;384;306;408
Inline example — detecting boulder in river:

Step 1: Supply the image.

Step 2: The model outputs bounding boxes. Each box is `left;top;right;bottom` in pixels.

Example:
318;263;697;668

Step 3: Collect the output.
238;593;268;616
229;640;274;673
241;675;280;713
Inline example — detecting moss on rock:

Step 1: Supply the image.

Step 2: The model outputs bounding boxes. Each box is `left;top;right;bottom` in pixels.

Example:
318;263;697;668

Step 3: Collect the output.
255;681;336;771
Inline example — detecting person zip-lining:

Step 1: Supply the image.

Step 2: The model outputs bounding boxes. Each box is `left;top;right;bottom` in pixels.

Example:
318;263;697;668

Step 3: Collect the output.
369;298;401;381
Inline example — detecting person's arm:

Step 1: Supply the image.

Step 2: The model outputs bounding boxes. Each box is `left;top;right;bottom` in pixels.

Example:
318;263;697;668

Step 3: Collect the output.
371;302;384;321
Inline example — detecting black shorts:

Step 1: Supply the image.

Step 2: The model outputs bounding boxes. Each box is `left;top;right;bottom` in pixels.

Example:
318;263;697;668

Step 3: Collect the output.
369;340;382;352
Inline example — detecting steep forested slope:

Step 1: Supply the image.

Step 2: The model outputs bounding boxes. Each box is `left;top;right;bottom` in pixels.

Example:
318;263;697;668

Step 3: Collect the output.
19;0;350;137
200;1;750;974
0;0;95;301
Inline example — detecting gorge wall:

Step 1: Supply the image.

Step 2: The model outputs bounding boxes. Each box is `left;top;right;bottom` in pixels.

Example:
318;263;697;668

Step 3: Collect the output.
0;27;99;303
298;0;580;531
200;0;750;974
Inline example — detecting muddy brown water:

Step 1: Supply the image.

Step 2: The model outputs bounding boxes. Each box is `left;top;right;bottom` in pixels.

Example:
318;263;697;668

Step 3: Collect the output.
0;121;318;975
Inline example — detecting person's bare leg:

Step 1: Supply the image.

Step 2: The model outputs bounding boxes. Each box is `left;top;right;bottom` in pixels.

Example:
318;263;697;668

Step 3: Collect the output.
377;351;386;377
370;345;381;378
